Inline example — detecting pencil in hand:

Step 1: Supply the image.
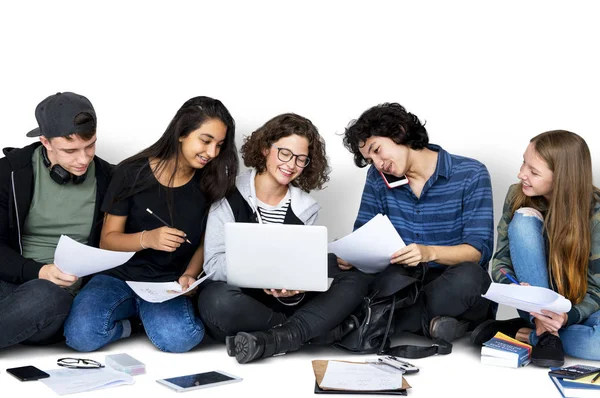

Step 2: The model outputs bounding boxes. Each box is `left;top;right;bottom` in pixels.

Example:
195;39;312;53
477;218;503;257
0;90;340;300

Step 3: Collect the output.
146;208;192;244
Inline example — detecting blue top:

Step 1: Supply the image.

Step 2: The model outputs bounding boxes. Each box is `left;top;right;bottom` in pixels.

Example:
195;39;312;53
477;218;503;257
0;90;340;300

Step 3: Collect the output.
354;144;494;269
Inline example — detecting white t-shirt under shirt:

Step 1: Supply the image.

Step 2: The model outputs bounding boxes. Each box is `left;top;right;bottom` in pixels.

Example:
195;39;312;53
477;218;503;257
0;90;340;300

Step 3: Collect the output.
256;190;291;224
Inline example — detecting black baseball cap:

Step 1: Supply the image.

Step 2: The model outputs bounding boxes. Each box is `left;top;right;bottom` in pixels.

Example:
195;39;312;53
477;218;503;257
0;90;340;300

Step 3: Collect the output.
26;92;97;138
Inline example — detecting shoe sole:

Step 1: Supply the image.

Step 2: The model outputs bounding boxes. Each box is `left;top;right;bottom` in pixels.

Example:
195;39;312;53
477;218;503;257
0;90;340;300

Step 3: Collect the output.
233;332;257;364
531;358;565;368
225;336;236;357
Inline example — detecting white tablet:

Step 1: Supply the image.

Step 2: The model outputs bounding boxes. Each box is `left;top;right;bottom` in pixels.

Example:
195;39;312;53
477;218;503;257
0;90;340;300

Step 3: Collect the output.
156;370;242;392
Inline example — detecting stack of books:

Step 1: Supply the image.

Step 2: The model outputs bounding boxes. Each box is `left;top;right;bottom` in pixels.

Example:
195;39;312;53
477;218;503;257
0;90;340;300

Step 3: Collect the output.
549;366;600;398
480;332;532;368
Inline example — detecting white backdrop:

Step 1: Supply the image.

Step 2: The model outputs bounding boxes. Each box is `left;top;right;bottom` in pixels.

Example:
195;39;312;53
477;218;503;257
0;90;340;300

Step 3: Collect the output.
1;1;600;397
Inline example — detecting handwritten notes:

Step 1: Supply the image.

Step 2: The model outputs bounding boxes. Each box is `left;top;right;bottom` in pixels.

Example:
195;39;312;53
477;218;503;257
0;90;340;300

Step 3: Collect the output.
319;361;404;391
126;272;212;303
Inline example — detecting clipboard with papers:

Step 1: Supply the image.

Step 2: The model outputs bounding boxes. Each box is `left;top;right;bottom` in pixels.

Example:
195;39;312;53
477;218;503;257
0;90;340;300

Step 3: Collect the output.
312;360;410;395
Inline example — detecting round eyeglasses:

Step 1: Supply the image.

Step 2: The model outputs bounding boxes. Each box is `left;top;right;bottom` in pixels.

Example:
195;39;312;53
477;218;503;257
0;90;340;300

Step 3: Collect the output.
272;145;311;168
57;357;105;369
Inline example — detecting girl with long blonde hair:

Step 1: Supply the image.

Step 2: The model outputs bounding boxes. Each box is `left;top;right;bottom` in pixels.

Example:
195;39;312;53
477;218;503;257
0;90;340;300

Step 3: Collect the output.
471;130;600;366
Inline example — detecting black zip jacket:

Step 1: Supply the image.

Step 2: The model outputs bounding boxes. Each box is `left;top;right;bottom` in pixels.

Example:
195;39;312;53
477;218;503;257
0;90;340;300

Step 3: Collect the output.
0;142;113;284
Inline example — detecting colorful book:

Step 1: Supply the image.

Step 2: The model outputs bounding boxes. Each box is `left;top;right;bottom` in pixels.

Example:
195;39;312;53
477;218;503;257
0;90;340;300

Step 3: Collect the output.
480;332;532;368
549;375;600;398
493;332;532;355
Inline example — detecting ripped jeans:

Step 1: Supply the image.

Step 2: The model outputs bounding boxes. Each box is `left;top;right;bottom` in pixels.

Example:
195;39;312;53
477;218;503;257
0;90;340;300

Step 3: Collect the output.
508;207;600;360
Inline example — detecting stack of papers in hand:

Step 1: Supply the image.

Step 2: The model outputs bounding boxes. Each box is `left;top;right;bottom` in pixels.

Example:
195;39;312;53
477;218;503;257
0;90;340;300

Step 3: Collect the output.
549;373;600;398
481;332;532;368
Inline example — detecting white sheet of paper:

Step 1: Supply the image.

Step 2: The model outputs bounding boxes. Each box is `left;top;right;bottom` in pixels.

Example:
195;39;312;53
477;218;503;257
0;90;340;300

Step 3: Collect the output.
41;368;134;396
327;214;405;273
319;361;404;391
482;282;572;313
127;272;213;303
54;235;135;277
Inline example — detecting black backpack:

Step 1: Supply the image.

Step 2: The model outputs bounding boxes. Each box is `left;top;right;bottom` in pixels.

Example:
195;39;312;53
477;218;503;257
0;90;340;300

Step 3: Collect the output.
334;265;453;359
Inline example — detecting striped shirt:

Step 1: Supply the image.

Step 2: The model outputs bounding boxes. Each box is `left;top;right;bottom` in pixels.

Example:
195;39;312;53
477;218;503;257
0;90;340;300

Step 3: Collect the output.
256;192;291;224
354;144;494;269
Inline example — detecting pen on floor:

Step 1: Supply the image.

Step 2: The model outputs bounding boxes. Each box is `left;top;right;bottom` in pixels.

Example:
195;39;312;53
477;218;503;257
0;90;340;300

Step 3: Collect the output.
500;268;520;285
146;208;192;244
592;371;600;384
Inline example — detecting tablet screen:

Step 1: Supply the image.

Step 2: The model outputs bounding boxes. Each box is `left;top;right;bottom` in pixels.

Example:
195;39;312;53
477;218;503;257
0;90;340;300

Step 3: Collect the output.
164;371;235;388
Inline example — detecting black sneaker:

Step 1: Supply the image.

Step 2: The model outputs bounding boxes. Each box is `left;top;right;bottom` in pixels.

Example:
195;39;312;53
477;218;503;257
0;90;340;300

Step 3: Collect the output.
531;332;564;367
429;316;470;342
470;318;528;346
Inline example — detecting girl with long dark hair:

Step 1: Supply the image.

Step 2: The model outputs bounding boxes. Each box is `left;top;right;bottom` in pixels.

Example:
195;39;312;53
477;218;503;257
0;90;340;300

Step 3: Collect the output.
64;96;238;352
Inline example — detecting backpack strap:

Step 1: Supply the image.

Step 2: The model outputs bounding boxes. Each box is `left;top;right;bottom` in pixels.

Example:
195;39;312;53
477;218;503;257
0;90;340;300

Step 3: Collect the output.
373;276;453;359
381;339;452;359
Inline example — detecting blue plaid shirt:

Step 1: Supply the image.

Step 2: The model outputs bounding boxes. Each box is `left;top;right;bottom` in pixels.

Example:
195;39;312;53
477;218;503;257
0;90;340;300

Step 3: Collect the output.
354;144;494;269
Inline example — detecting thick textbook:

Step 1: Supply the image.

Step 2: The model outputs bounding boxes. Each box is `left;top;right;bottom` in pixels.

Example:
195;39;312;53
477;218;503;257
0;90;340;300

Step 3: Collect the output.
549;375;600;398
480;332;531;368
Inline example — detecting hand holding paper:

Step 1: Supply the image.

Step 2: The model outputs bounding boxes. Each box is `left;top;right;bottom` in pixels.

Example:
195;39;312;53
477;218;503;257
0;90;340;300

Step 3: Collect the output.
482;282;572;314
127;272;213;303
54;235;135;277
328;214;405;274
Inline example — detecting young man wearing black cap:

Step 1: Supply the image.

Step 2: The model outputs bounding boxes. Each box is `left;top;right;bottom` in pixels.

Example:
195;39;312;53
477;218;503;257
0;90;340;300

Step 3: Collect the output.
0;92;112;349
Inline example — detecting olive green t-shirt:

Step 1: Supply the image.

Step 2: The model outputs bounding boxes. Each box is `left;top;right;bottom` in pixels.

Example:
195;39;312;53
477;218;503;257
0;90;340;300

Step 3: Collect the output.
21;146;97;292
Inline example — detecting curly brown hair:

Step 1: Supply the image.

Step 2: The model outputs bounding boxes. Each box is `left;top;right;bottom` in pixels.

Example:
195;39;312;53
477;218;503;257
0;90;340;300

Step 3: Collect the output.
241;113;330;192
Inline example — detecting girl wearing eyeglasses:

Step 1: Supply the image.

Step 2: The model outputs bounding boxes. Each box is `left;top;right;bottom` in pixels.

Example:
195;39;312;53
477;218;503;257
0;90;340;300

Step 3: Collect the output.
198;113;371;363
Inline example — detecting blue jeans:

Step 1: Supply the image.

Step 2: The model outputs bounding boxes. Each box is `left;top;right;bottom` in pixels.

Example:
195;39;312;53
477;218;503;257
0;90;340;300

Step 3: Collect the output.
508;208;600;360
64;275;204;353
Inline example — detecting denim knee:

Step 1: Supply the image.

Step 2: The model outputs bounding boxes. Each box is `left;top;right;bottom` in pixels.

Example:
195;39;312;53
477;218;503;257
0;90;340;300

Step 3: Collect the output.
64;275;135;352
25;279;73;317
141;297;204;353
508;208;544;245
560;310;600;360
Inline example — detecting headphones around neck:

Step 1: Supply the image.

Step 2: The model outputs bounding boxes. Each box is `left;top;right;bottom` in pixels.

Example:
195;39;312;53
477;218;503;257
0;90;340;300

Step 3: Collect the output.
40;146;88;185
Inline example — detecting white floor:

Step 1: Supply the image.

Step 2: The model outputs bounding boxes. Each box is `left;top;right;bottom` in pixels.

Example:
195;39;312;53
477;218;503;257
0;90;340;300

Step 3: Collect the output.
2;319;598;398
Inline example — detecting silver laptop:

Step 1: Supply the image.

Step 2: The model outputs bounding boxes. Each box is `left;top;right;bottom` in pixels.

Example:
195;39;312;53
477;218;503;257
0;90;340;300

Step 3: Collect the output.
225;223;329;291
